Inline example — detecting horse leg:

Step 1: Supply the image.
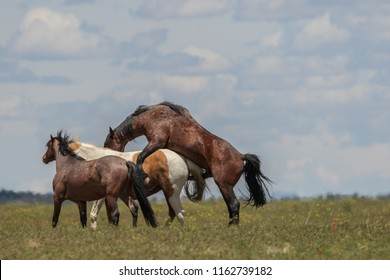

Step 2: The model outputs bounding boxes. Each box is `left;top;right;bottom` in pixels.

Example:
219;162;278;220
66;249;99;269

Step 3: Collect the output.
163;193;176;226
220;185;240;225
106;195;120;226
104;198;112;223
211;160;243;225
119;194;138;228
90;199;104;229
167;191;185;226
128;197;138;228
52;196;63;228
213;171;240;225
77;201;87;228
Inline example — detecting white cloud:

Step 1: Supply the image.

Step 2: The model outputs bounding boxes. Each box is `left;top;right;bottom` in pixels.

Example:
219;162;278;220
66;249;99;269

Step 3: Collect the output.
280;122;352;150
156;75;209;93
304;55;349;75
295;79;371;104
0;95;21;116
287;158;312;170
137;0;231;18
305;74;352;89
178;0;231;17
252;56;283;74
182;45;231;73
261;31;283;47
21;178;51;194
295;12;349;50
316;165;339;186
11;7;99;58
264;121;390;195
235;0;313;21
294;66;378;105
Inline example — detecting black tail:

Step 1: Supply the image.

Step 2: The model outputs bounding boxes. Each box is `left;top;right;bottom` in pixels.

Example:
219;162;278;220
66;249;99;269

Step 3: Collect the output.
126;161;158;227
243;154;272;207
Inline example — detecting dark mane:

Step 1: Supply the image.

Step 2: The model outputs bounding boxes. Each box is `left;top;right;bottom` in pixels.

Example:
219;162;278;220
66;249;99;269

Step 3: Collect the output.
159;101;186;116
131;105;149;117
130;101;186;118
114;115;134;138
114;102;189;139
55;130;85;160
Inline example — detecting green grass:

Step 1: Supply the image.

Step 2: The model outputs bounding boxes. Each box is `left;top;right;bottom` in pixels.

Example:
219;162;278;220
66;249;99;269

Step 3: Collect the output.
0;198;389;259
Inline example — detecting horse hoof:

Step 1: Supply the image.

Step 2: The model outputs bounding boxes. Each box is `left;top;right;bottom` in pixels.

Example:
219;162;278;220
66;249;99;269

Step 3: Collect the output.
91;217;97;229
228;216;239;226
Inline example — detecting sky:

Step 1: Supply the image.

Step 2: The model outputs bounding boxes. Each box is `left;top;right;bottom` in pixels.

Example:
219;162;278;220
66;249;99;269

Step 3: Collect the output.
0;0;389;198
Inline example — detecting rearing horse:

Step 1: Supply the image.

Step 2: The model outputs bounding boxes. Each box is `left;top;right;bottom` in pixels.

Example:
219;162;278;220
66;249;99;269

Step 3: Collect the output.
104;101;272;225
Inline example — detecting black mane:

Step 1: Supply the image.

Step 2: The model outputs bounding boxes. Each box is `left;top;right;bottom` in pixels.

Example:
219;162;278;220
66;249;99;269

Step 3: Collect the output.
131;105;149;117
130;101;185;118
114;102;188;138
54;130;85;160
159;101;186;116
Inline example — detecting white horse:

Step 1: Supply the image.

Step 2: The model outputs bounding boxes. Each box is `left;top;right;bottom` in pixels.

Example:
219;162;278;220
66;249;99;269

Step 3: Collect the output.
69;139;207;228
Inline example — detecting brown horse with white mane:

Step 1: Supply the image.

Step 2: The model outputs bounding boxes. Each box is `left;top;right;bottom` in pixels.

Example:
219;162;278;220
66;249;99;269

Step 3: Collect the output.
42;131;156;228
104;101;272;226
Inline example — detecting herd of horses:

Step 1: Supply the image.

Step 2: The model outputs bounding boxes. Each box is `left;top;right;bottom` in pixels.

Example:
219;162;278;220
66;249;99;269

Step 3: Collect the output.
42;101;272;228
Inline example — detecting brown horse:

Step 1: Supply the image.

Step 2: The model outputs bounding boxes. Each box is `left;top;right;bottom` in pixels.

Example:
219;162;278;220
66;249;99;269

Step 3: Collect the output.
104;101;272;225
42;131;156;228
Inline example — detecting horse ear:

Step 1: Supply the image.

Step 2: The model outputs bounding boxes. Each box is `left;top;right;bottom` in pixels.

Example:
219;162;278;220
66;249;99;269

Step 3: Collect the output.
50;134;54;141
109;127;114;136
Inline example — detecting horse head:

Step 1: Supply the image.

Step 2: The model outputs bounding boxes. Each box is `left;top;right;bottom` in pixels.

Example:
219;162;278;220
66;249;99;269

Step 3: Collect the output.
43;131;79;164
42;134;57;164
104;127;126;152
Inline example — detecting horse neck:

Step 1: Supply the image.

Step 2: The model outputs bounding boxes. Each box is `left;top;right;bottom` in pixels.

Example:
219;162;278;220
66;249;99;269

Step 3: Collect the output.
52;142;73;172
117;115;144;142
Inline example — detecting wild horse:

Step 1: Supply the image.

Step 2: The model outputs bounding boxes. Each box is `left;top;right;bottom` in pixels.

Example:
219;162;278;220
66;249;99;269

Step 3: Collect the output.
104;101;272;225
69;139;207;228
42;131;156;228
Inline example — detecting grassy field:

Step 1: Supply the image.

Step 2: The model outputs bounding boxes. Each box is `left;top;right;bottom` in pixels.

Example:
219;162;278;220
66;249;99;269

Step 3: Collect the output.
0;198;389;260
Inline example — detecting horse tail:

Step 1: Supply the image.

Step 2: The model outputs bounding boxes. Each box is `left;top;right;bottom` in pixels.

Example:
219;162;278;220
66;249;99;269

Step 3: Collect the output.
243;154;272;207
126;161;158;227
184;159;208;202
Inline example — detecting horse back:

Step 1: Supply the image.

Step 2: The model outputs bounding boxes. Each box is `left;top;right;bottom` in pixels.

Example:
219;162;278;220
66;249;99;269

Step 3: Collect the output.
55;156;131;201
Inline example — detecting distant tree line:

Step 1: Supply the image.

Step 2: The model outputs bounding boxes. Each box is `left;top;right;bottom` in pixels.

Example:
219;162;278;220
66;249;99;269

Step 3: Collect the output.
1;189;389;204
277;192;390;201
0;189;52;204
316;192;390;200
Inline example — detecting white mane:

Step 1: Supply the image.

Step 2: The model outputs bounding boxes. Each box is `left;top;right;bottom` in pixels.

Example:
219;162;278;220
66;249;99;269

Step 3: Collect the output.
71;139;137;161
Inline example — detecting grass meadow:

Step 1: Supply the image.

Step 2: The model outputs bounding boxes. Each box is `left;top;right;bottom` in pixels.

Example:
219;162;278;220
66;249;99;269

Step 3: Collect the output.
0;198;389;260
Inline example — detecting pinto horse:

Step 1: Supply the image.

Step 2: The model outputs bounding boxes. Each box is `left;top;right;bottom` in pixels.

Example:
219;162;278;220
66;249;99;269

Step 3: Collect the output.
68;139;207;228
104;101;272;225
42;131;156;228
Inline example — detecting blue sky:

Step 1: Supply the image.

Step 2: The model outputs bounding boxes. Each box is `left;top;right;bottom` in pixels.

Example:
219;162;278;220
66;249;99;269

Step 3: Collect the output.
0;0;389;198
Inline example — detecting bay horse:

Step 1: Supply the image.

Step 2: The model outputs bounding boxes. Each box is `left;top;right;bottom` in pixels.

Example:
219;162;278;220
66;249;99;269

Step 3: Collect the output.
104;101;272;225
68;139;207;228
42;131;156;228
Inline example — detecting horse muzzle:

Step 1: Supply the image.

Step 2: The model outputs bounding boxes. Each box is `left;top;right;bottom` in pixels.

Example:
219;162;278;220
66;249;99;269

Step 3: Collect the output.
42;155;49;164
